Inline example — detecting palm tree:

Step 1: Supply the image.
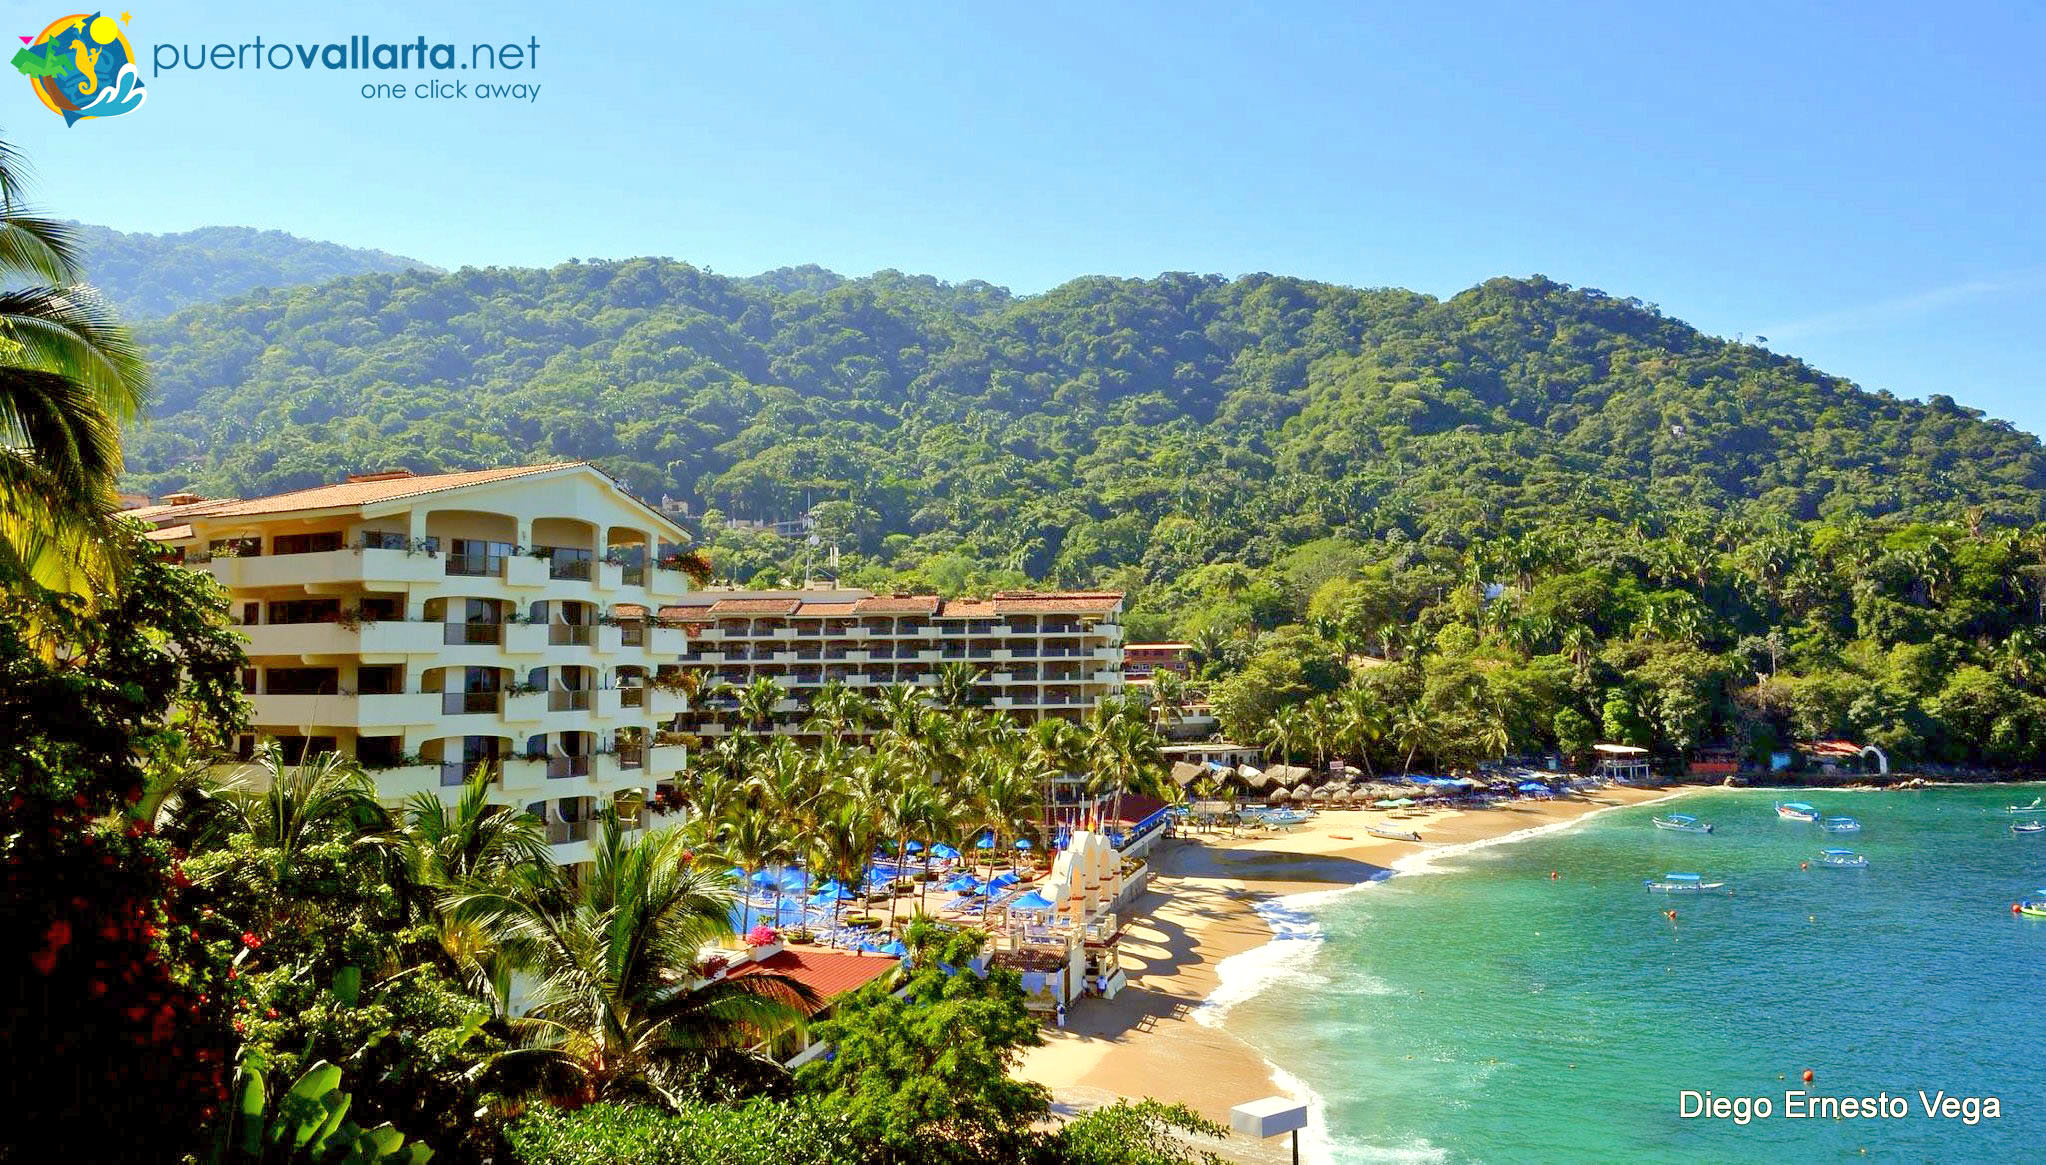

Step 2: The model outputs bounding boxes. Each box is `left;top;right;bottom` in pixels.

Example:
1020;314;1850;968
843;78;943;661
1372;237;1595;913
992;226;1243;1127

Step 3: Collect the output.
1086;697;1162;836
805;682;873;743
0;155;150;598
1335;684;1385;777
402;770;555;1012
721;800;789;936
812;797;880;945
221;746;394;884
449;816;814;1106
933;660;984;710
736;676;788;734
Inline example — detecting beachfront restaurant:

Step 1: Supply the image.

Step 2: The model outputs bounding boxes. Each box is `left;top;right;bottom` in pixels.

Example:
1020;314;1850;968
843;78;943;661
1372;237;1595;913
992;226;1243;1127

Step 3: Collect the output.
1592;743;1654;784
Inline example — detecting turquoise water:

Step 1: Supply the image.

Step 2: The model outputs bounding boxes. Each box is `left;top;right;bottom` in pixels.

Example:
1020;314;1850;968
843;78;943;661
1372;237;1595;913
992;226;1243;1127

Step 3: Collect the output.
1223;787;2046;1163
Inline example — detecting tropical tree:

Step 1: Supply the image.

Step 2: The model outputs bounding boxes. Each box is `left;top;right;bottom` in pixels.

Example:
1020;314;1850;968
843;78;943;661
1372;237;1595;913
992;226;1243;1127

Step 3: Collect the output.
448;816;814;1106
0;156;150;599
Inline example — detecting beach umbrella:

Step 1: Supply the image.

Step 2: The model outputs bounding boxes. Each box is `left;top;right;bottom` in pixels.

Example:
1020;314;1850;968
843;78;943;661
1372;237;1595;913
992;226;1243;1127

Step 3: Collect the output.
1517;781;1548;793
930;843;960;860
725;866;748;881
974;833;996;850
810;881;856;903
905;841;924;854
1288;785;1310;802
990;872;1020;891
748;869;780;889
879;939;908;956
1267;787;1288;806
943;874;980;893
1014;838;1033;851
1010;890;1057;913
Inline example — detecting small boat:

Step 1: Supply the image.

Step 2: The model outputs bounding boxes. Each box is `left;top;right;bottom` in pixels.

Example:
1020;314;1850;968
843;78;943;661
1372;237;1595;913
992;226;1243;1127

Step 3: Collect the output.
2013;821;2045;836
1777;802;1820;822
2007;798;2044;814
1653;814;1714;834
1817;849;1868;868
1644;872;1726;893
2018;891;2046;918
1367;825;1422;842
1820;816;1862;834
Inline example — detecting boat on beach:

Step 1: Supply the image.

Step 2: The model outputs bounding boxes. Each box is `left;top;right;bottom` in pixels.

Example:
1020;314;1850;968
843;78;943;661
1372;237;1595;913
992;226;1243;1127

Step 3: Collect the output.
1776;802;1820;822
1817;848;1868;868
1644;872;1726;893
1820;816;1862;834
1367;825;1423;842
2006;798;2044;814
2012;821;2045;836
1652;813;1713;834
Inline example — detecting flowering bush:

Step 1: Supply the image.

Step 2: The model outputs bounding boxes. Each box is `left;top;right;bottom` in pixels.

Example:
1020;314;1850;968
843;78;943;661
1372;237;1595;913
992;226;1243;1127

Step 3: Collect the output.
745;925;778;947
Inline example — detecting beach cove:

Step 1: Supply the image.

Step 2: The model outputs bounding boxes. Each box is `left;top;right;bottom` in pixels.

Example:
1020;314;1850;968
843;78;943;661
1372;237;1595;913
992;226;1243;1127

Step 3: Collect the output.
1017;784;1685;1161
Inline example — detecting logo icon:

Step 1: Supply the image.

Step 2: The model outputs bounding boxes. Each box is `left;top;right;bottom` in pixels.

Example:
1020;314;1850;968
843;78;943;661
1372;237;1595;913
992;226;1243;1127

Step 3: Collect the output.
13;12;145;126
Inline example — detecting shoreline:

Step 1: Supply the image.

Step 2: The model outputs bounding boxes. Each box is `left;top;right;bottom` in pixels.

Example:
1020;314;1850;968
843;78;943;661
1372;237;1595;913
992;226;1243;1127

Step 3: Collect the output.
1016;783;1693;1162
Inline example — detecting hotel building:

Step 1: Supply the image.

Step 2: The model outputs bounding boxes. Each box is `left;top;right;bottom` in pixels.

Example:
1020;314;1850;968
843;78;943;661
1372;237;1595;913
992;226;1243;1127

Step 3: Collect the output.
660;587;1126;736
131;463;695;865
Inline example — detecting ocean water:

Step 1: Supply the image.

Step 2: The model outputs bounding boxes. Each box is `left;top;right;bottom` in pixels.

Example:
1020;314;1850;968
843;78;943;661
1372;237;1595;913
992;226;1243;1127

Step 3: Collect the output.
1216;786;2046;1164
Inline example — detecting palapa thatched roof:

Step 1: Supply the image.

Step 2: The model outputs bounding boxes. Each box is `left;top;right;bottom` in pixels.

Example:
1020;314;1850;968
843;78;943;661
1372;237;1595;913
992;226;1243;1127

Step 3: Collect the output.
1170;761;1205;788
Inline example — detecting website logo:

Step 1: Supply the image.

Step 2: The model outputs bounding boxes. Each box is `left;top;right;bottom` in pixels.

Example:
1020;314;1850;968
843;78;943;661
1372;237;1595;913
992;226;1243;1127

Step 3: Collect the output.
13;12;146;126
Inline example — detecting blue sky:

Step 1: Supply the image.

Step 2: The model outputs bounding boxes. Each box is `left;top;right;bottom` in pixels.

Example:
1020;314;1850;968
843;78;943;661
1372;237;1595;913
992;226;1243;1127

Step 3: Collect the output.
12;1;2045;434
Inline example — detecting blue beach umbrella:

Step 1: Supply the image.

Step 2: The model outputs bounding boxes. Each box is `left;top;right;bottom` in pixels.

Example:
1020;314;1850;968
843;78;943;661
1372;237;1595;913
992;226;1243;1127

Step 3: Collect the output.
930;843;960;860
748;869;780;889
975;833;995;850
879;939;908;956
1011;890;1056;912
905;841;924;854
810;881;856;903
989;872;1020;891
1014;838;1032;851
944;874;980;893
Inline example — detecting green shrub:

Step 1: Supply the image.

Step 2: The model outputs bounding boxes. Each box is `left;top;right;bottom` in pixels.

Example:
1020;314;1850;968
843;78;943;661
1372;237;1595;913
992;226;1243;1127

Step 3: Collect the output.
504;1100;860;1165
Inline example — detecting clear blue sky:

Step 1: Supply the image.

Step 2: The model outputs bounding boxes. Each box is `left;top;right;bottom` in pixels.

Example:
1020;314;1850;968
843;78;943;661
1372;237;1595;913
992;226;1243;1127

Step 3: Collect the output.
13;1;2045;434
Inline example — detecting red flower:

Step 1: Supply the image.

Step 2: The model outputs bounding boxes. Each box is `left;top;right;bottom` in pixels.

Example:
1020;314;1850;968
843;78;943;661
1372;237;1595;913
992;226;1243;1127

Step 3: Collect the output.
264;1008;278;1019
29;948;57;975
45;920;71;949
232;1019;245;1034
239;932;261;949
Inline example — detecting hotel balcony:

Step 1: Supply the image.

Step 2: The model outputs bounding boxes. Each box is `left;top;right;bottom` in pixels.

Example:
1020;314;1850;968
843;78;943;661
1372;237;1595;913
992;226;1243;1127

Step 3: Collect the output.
247;691;442;730
204;546;446;590
238;620;444;659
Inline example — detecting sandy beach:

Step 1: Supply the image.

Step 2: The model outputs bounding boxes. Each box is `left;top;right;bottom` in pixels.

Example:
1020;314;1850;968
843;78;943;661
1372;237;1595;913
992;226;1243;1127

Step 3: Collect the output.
1017;783;1689;1161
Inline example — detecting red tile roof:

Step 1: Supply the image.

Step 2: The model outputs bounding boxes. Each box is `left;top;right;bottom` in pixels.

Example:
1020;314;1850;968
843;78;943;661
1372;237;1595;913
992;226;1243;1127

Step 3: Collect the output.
127;463;583;522
708;598;803;616
855;595;940;615
795;601;862;616
729;947;901;1014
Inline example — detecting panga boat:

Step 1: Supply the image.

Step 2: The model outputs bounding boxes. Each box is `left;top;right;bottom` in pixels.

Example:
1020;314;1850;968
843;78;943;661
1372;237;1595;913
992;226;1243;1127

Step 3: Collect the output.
2006;798;2044;814
2013;821;2045;837
2018;892;2046;918
1776;802;1820;822
1367;825;1422;842
1817;849;1868;868
1820;816;1862;834
1644;872;1726;893
1653;814;1713;834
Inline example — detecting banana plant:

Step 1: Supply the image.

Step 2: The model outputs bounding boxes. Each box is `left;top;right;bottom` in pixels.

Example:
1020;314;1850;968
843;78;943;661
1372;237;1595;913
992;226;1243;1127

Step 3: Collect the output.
207;1049;431;1164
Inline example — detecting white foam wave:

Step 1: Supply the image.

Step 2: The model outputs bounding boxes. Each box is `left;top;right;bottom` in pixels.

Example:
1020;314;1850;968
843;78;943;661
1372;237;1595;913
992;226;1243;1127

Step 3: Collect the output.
1266;1056;1448;1165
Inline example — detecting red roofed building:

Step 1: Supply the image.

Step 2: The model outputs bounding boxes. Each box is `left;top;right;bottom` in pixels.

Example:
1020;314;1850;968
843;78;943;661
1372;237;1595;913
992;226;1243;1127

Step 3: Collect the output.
728;945;904;1064
657;585;1126;736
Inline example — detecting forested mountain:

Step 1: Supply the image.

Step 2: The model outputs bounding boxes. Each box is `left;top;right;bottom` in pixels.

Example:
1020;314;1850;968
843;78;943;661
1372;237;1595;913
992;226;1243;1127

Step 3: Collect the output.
122;258;2046;768
129;260;2043;566
69;223;434;318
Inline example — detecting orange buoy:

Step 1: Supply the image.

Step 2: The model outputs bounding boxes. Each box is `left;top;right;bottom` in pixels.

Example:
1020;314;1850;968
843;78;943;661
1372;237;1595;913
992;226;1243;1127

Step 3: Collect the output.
2015;904;2023;914
1803;1069;1814;1084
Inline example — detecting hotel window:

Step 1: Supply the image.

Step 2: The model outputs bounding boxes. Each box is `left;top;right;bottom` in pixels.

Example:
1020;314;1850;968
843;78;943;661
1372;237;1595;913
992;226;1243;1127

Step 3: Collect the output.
240;668;257;694
447;538;513;577
356;665;402;695
273;735;337;765
267;598;342;625
208;537;261;558
355;736;404;768
240;602;260;626
272;531;345;555
265;667;340;695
